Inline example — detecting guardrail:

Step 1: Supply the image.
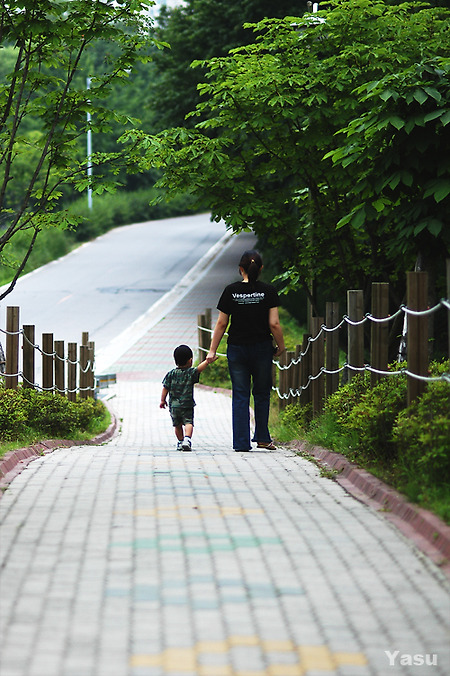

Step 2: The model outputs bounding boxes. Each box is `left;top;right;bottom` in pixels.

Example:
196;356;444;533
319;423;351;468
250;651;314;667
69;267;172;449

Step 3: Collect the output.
198;270;450;414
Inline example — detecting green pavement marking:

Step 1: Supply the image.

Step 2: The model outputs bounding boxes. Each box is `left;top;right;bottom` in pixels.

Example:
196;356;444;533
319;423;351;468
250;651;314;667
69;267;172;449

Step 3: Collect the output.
106;581;304;604
112;532;282;552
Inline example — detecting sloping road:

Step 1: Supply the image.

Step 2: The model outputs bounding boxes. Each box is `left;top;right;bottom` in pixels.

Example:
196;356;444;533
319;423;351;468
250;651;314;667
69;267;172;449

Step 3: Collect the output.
0;213;227;364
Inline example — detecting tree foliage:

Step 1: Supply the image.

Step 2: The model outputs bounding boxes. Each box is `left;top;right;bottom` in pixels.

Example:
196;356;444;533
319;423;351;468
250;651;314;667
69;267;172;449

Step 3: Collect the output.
0;0;162;300
124;0;450;314
150;0;311;130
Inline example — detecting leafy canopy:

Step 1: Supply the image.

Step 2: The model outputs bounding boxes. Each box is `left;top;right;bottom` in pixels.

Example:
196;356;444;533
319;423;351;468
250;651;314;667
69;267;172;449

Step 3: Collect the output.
123;0;450;310
0;0;162;300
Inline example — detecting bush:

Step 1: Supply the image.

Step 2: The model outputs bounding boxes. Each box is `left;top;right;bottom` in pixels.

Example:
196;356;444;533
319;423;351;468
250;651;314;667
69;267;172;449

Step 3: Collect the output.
345;373;408;461
68;187;197;242
0;227;73;286
0;388;106;442
323;372;371;426
0;390;30;440
393;379;450;485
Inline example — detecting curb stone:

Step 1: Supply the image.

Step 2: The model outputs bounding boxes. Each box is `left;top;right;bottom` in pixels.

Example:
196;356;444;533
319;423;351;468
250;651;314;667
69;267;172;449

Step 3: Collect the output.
291;439;450;578
0;401;118;491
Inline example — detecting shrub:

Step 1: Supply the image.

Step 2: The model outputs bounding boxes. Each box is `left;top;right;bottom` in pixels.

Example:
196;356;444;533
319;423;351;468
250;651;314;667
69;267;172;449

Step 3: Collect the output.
199;357;231;389
0;388;106;442
323;372;371;426
393;379;450;486
68;187;197;242
0;389;30;440
0;227;73;286
282;402;313;431
271;402;313;445
345;373;408;461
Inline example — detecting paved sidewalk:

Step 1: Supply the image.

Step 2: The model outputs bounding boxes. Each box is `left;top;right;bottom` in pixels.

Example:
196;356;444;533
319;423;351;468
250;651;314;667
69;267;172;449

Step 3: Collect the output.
1;233;450;676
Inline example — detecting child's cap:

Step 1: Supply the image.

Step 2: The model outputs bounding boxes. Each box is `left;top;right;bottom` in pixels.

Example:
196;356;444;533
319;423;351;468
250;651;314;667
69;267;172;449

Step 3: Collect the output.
174;344;193;366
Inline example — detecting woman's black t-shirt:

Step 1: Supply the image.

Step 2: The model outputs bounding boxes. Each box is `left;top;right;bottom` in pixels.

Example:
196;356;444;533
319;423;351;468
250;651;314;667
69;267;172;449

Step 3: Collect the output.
217;280;280;345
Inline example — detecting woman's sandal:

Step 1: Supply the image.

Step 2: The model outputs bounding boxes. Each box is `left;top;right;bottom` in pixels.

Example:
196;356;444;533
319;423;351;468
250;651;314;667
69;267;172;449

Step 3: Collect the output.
256;441;276;450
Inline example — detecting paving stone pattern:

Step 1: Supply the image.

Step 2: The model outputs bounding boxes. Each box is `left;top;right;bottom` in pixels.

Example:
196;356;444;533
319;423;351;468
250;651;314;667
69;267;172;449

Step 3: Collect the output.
1;234;449;676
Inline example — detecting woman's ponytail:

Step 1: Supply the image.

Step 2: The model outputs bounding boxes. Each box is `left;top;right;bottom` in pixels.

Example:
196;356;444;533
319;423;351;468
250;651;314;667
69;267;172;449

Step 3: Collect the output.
239;250;262;289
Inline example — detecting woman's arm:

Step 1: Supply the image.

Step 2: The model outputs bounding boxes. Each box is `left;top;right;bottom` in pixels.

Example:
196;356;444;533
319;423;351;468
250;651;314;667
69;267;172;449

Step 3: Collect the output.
206;311;229;362
269;307;285;357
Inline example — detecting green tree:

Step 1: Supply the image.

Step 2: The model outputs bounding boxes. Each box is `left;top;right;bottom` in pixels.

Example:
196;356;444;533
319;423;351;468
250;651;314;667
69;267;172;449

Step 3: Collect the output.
150;0;311;130
326;57;449;303
123;1;449;316
0;0;162;300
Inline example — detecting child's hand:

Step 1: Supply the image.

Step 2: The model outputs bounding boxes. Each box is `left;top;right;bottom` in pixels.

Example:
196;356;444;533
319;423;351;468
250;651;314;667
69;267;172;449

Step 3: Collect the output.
206;352;218;364
160;401;167;409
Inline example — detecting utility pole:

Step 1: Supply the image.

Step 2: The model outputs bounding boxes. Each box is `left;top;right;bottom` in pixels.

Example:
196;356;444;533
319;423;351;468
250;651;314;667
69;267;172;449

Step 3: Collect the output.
86;77;93;210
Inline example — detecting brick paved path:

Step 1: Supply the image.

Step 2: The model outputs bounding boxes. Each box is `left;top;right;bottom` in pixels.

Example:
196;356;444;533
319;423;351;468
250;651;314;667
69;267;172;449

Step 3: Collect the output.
1;233;449;676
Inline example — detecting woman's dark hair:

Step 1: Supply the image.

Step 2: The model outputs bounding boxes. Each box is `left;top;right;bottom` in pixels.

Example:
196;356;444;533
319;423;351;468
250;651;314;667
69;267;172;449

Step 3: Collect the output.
239;250;262;289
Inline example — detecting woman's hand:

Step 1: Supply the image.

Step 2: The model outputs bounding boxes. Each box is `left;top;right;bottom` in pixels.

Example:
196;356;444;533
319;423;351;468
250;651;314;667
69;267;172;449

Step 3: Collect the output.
206;350;217;364
273;345;285;358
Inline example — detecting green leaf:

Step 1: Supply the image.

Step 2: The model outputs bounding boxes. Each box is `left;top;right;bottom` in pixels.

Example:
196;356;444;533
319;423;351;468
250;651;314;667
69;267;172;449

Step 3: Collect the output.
372;199;385;213
423;87;441;102
401;171;413;187
440;110;450;126
387;116;405;130
424;180;450;203
413;89;427;105
424;110;446;123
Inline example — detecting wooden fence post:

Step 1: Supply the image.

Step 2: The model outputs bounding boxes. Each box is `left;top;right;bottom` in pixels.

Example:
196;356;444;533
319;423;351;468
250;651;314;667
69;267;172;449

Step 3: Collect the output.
42;333;54;393
79;344;88;400
286;350;295;407
278;350;288;411
407;271;428;405
447;259;450;360
293;344;301;403
197;313;206;360
5;306;20;390
325;302;340;398
55;340;65;395
301;334;312;406
204;308;211;353
23;325;35;389
68;343;77;402
88;341;95;398
347;290;364;381
370;283;389;388
311;317;324;415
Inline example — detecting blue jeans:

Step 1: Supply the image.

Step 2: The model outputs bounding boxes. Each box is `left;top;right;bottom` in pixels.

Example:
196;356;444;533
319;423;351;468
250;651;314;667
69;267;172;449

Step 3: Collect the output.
227;341;274;450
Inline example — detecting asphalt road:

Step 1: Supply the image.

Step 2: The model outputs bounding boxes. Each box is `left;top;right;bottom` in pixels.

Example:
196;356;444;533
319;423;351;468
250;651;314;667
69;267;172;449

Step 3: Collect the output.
0;213;227;360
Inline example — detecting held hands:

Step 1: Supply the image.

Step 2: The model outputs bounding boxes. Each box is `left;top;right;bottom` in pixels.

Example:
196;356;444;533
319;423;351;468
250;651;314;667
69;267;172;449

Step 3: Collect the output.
206;351;218;364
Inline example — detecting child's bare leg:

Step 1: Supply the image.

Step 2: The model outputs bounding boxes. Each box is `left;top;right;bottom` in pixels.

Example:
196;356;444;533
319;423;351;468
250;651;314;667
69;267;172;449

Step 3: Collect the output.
175;424;184;441
184;423;193;439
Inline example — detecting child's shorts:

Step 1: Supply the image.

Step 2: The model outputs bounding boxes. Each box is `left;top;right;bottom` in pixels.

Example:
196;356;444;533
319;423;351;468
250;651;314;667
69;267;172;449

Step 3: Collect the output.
170;406;194;427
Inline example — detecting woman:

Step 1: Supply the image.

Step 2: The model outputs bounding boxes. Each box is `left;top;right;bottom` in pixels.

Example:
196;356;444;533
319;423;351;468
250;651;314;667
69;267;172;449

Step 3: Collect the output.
207;250;285;452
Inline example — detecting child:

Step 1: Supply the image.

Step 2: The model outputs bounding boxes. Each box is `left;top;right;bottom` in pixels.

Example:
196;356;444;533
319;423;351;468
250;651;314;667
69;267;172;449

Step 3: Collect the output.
160;344;216;451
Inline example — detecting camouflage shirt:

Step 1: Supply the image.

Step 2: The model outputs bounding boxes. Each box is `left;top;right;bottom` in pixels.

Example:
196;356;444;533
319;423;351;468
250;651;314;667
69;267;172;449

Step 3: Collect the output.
162;366;200;409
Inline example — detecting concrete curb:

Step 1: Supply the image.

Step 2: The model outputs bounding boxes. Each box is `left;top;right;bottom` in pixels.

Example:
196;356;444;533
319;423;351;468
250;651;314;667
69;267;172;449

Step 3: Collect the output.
0;403;119;491
290;440;450;578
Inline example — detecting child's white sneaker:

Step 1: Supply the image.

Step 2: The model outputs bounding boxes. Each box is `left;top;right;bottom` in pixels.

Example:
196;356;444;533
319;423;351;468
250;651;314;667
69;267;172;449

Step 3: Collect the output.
176;440;183;451
182;437;192;451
